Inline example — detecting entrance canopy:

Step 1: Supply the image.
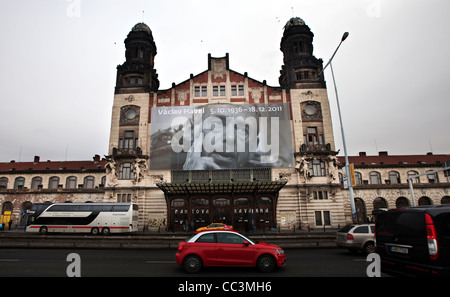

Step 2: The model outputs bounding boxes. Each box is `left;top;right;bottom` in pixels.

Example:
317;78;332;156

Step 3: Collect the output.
156;180;287;195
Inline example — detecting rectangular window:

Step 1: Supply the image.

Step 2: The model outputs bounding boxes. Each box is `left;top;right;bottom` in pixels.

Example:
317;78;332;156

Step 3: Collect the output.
313;191;328;200
315;211;331;226
220;86;226;96
323;211;331;225
119;131;137;151
238;85;244;96
201;86;207;97
305;127;320;146
315;211;322;226
117;193;132;203
231;85;237;96
119;163;134;180
194;86;200;97
310;160;326;176
213;86;218;96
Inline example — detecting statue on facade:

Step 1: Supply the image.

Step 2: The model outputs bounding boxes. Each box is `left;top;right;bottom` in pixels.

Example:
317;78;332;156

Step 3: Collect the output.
105;157;118;186
328;156;339;182
296;157;311;183
133;158;147;184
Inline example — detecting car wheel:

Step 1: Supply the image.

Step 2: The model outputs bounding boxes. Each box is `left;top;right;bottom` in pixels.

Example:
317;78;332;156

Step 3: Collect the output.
257;255;276;273
90;227;100;235
101;227;110;236
39;226;48;235
183;255;202;273
363;242;375;255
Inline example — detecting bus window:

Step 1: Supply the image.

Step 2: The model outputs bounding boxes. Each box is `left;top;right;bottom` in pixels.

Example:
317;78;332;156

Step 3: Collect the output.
112;205;130;212
78;205;91;212
48;205;67;211
101;205;113;212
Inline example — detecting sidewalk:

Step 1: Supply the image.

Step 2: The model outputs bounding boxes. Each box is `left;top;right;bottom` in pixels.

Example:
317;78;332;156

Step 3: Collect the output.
0;228;338;250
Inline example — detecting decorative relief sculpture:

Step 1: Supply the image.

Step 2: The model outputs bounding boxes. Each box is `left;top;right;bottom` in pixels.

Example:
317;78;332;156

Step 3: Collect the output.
105;157;118;187
133;158;148;184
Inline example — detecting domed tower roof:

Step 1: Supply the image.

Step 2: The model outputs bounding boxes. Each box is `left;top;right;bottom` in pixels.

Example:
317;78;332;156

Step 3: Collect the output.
284;17;306;29
132;22;152;34
281;17;314;41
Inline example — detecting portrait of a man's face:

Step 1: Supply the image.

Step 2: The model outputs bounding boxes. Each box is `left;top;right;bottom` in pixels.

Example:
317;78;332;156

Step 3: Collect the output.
150;103;294;170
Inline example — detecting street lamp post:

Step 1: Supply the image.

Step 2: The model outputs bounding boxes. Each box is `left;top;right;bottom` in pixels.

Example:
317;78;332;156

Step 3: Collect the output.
318;32;357;223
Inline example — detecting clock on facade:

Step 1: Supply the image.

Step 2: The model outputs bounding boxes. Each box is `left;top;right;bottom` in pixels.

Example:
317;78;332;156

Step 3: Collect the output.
304;104;316;116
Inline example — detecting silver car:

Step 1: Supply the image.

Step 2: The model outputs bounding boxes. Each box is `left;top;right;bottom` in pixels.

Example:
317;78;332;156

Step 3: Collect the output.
336;224;375;255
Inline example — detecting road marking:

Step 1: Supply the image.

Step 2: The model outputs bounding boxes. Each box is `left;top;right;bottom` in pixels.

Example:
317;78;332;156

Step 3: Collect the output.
353;258;367;262
145;260;176;264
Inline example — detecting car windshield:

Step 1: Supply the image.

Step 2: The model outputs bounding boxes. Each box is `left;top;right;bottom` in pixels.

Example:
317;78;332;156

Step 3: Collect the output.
184;234;197;242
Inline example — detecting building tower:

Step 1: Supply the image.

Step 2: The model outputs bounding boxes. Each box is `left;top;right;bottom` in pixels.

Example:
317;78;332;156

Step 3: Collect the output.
115;22;159;94
279;17;325;89
278;17;346;228
106;23;157;195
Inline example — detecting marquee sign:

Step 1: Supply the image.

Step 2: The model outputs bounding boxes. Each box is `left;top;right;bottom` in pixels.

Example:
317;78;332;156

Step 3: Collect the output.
149;103;294;170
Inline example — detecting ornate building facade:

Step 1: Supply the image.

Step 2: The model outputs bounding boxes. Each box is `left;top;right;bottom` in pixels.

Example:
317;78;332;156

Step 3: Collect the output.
1;18;449;231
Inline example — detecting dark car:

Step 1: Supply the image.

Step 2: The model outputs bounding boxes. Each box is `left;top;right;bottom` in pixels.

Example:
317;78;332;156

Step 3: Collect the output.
375;205;450;276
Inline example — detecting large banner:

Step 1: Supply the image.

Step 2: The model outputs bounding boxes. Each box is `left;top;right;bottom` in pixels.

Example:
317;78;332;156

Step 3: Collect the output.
149;103;294;170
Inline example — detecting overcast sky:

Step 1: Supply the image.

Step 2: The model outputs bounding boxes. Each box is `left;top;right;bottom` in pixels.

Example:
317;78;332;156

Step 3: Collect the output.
0;0;449;162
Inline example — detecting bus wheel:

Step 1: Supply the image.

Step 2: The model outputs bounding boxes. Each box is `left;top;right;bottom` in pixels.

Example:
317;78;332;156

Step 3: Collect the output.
101;227;110;236
39;226;48;235
90;227;100;235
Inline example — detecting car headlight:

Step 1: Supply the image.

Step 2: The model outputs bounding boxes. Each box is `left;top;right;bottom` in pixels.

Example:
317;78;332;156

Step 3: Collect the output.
275;249;284;255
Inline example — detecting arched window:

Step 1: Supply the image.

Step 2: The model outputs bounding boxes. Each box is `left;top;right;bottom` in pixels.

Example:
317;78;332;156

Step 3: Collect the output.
369;171;381;184
354;171;362;185
48;176;60;189
83;176;95;188
426;171;439;183
20;201;33;226
31;177;43;189
14;177;25;189
2;201;13;212
66;176;77;189
388;171;400;184
441;196;450;205
418;196;433;205
396;197;410;208
0;177;8;189
373;197;388;211
355;198;367;223
1;201;13;228
407;170;420;183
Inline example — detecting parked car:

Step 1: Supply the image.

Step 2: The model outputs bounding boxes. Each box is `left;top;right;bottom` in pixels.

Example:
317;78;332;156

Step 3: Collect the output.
175;230;286;273
336;224;375;254
196;223;233;232
375;205;450;276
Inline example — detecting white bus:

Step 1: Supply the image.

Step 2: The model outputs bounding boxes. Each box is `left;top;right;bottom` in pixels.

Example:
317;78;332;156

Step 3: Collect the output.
26;203;139;235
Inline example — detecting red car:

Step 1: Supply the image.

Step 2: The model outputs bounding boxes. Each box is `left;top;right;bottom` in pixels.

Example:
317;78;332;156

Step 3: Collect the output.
175;230;286;273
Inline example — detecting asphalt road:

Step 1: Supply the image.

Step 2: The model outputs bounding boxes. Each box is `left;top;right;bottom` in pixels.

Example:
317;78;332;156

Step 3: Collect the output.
0;248;377;277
